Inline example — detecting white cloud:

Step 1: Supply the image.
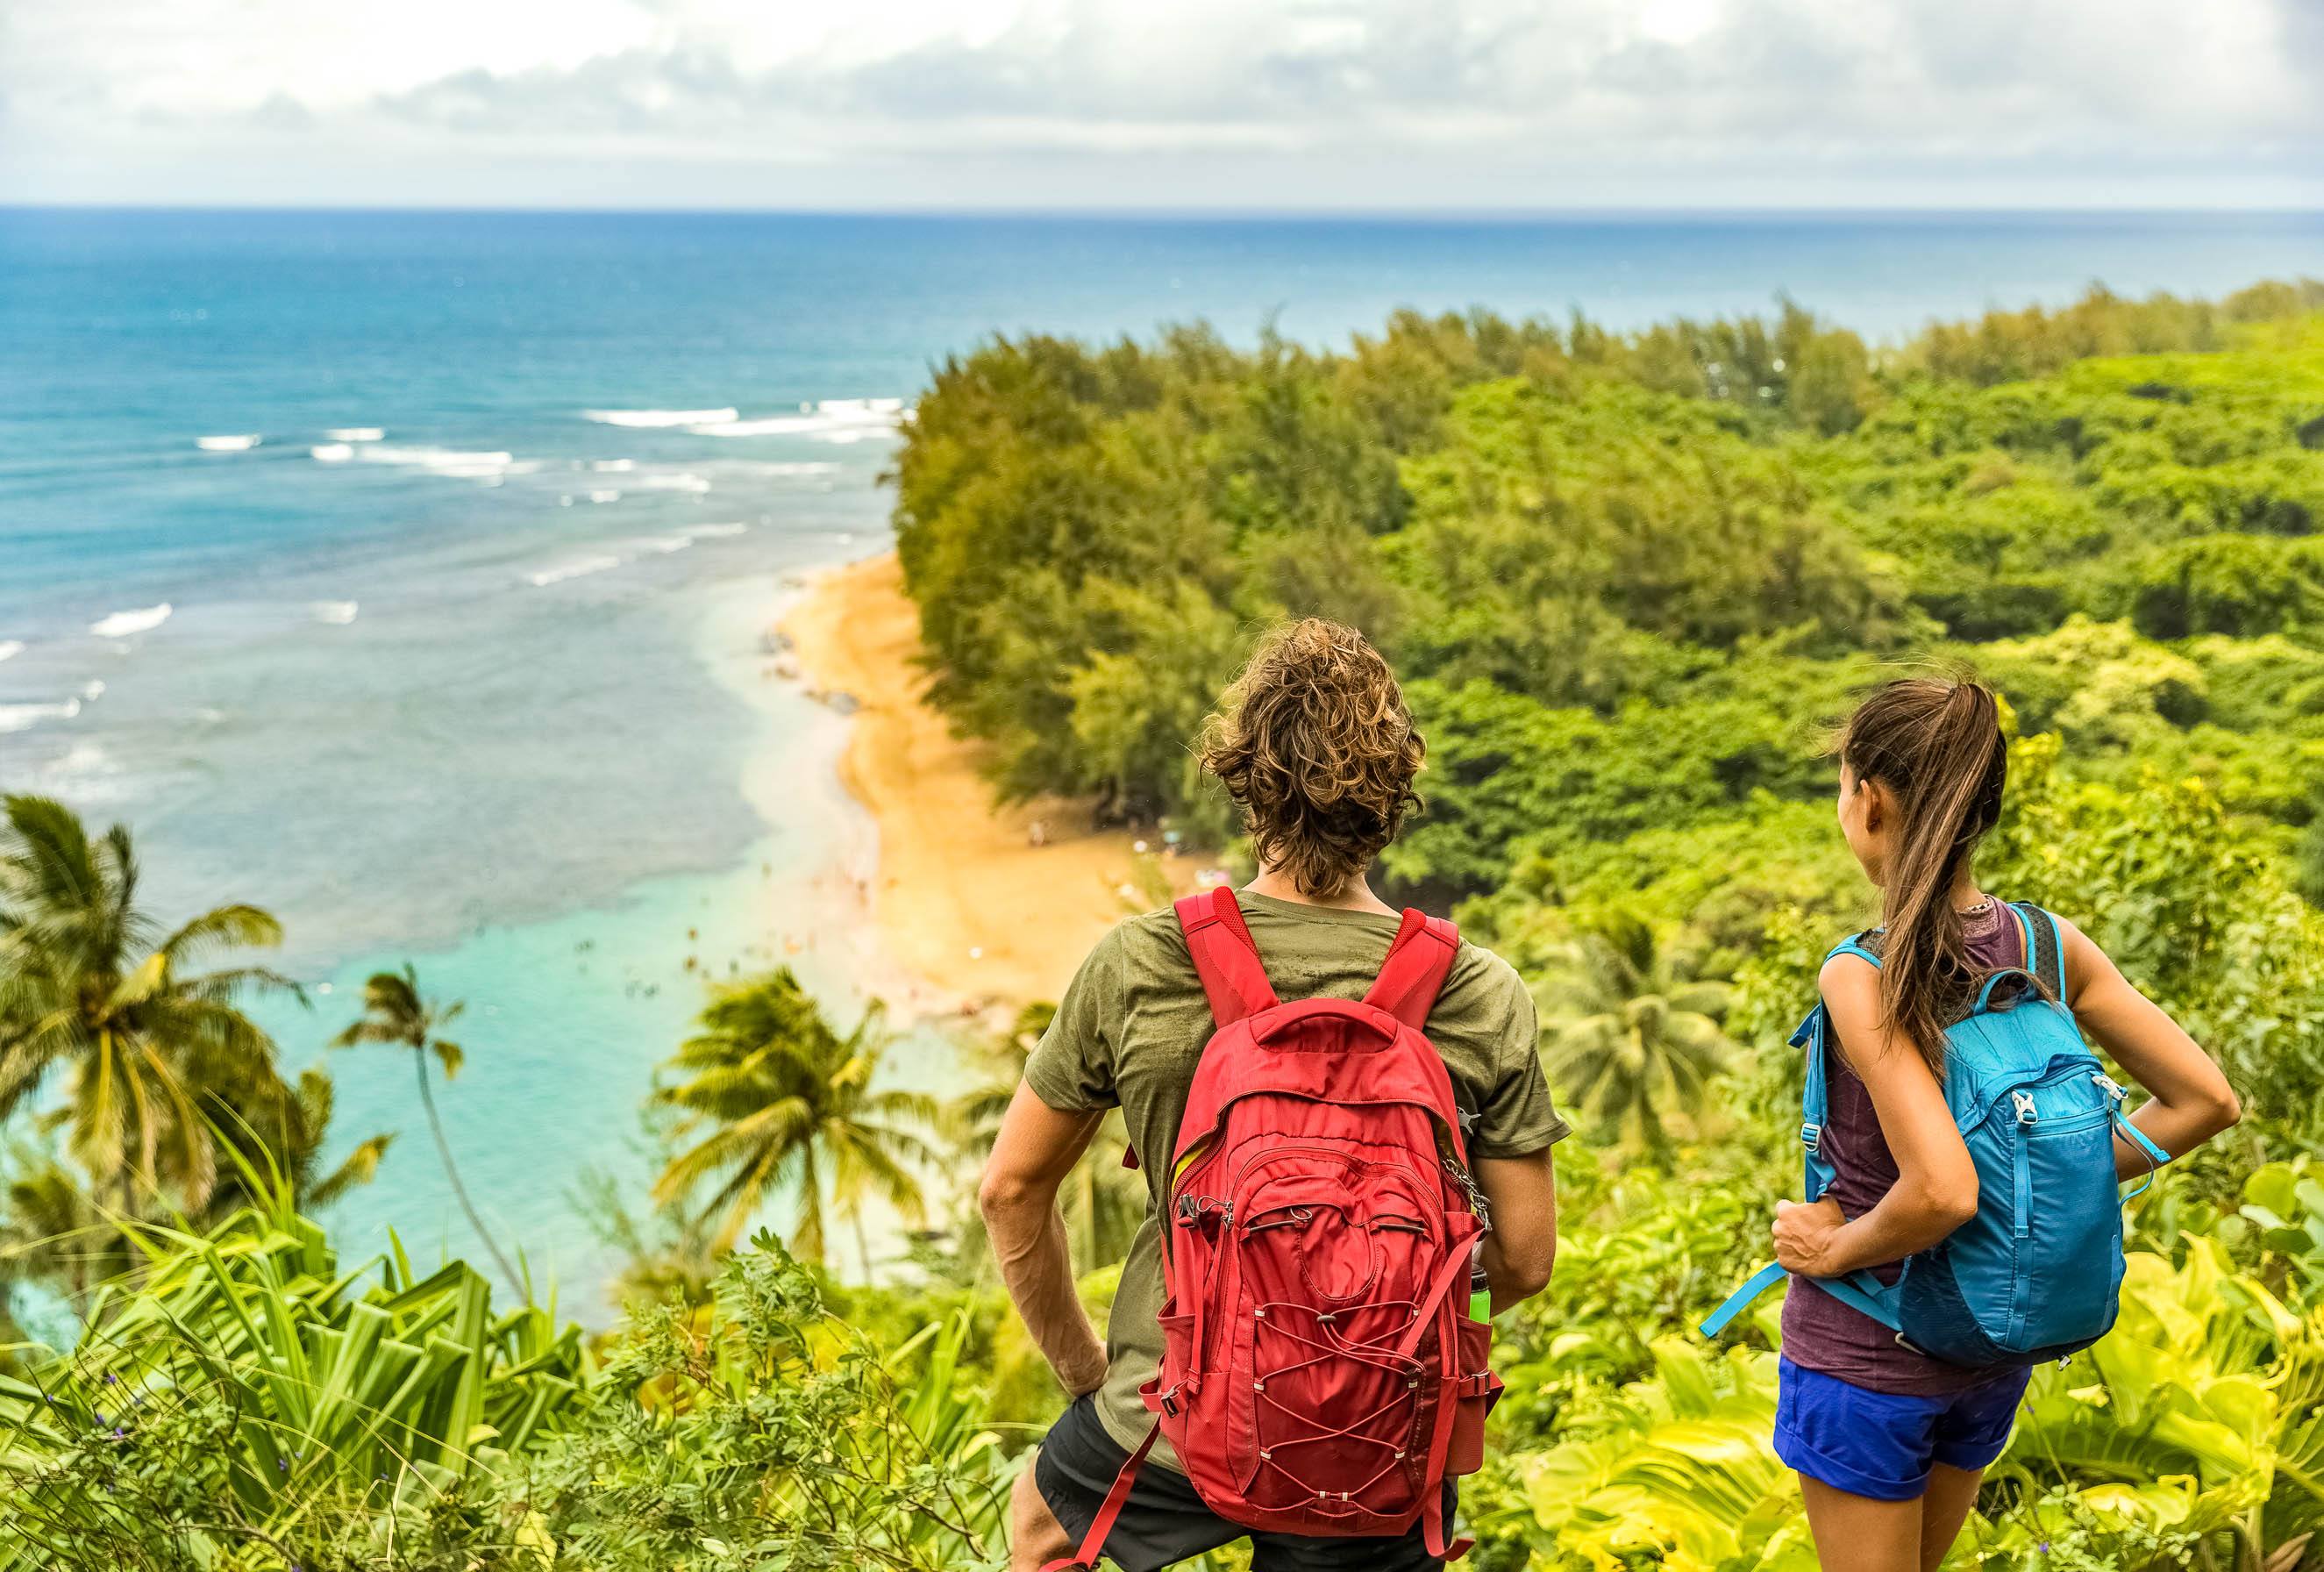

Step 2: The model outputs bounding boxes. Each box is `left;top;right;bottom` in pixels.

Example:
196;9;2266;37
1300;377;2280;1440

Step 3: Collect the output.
0;0;2314;206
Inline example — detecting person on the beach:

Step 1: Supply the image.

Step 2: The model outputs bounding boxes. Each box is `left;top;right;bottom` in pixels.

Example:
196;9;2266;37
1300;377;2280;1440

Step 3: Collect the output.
979;619;1564;1572
1770;677;2239;1571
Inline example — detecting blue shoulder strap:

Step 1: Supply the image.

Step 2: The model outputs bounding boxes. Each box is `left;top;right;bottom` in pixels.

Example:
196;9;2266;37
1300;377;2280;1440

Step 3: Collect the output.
1799;933;1879;1200
2010;902;2067;1003
1701;934;1900;1340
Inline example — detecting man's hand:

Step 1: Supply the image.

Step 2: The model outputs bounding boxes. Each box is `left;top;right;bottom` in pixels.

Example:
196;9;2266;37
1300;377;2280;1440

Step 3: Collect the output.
979;1084;1110;1396
1772;1197;1846;1275
1057;1346;1109;1397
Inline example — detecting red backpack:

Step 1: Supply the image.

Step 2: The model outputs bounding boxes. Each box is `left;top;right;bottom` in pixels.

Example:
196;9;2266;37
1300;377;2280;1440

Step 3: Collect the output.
1047;886;1502;1570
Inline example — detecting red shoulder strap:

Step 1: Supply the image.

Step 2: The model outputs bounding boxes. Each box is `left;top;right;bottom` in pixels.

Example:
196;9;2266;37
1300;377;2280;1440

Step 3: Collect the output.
1364;907;1460;1030
1174;885;1278;1027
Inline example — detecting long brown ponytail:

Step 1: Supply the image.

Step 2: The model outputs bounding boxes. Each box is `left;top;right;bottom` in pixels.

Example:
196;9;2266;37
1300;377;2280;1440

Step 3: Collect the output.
1838;677;2009;1073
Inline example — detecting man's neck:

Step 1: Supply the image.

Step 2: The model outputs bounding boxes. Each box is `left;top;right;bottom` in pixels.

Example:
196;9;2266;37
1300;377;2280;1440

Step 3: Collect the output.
1244;865;1399;916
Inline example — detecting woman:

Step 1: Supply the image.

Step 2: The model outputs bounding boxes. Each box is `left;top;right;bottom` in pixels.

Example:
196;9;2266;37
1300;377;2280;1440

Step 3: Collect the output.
1769;676;2240;1571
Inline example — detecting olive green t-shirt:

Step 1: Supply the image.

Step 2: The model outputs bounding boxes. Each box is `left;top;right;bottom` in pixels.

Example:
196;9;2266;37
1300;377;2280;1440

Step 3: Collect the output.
1023;890;1566;1466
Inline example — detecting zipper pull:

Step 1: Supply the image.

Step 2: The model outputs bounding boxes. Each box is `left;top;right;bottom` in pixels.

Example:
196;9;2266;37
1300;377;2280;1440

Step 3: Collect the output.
2013;1090;2039;1125
2091;1072;2128;1103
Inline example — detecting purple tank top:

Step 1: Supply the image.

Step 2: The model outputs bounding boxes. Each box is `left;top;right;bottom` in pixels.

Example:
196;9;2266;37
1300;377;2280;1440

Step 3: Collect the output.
1779;902;2028;1396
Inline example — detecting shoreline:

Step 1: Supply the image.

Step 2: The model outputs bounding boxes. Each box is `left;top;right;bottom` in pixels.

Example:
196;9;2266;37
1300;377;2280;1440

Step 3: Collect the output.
776;552;1197;1011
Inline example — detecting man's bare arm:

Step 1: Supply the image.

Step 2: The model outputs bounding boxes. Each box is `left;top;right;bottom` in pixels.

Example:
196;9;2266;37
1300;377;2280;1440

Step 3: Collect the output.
979;1083;1109;1394
1474;1147;1556;1315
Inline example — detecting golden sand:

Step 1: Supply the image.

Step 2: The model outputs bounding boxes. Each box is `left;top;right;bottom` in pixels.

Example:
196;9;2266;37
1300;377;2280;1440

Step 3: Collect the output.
778;552;1196;1009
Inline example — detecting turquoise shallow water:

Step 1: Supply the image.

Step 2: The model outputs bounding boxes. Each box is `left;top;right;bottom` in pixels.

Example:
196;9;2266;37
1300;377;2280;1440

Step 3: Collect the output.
3;208;2320;1308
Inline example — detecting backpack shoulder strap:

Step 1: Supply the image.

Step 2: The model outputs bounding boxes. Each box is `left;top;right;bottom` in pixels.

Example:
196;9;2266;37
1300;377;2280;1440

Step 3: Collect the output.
1827;931;1882;970
1362;907;1461;1031
2010;902;2067;1004
1174;885;1279;1028
1795;930;1876;1200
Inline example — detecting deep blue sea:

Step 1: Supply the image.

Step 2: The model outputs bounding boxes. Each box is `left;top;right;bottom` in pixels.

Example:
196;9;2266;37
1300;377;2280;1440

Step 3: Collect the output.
2;208;2319;1311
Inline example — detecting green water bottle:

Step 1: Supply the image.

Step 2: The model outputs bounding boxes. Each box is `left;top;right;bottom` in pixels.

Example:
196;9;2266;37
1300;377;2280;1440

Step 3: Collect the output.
1468;1240;1492;1324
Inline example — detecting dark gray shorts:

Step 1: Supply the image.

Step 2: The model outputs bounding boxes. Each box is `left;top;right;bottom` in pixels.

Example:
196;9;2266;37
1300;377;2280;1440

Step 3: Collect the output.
1031;1394;1452;1572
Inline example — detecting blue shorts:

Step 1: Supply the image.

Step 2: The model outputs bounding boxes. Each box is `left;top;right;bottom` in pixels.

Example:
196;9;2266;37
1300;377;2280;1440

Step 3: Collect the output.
1774;1358;2029;1502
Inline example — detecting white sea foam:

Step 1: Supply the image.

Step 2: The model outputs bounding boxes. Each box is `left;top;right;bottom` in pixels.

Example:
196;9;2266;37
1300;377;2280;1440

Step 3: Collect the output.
310;443;355;462
588;489;622;504
360;445;512;466
688;417;837;438
40;740;121;790
735;461;839;477
639;473;711;494
685;522;750;539
686;397;909;440
312;600;360;625
353;446;535;482
591;459;637;473
528;555;623;588
89;603;173;639
196;433;261;452
81;680;105;701
638;534;695;554
0;640;21;663
0;698;81;733
325;427;385;442
582;408;738;428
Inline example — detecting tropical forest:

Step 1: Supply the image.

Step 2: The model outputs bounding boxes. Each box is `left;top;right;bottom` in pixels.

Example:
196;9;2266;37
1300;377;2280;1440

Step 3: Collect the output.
8;276;2324;1571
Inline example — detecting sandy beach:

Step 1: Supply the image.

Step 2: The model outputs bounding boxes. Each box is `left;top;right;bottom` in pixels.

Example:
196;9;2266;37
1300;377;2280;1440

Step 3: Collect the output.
778;552;1198;1010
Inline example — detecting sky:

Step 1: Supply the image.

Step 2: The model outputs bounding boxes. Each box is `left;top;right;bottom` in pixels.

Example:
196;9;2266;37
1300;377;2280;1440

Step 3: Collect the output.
3;0;2320;210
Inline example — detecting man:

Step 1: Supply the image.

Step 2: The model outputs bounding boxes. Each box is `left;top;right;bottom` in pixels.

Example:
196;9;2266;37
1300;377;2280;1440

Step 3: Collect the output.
980;618;1565;1572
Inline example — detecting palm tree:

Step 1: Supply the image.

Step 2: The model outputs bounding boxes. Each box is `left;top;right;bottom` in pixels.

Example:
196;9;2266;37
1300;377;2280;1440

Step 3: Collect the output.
204;1066;394;1221
1539;911;1736;1152
332;965;517;1285
949;1001;1141;1273
654;969;938;1276
0;1147;132;1322
0;795;300;1211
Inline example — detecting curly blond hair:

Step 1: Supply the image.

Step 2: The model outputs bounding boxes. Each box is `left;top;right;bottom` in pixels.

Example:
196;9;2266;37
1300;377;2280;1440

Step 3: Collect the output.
1198;619;1424;897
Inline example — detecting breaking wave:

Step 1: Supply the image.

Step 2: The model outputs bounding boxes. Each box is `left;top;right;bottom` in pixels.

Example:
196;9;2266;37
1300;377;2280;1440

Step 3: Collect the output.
527;555;623;588
0;698;81;734
685;398;909;441
581;408;738;428
90;604;173;639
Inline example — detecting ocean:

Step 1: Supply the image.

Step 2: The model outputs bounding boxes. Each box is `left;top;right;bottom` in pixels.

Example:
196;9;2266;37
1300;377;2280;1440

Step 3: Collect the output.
2;207;2319;1311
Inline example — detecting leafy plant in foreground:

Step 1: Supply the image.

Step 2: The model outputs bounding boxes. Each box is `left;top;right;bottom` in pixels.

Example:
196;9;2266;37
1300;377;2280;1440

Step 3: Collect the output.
0;1172;587;1570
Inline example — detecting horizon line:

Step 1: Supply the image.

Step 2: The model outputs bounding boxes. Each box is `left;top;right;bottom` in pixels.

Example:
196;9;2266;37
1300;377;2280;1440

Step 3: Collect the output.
6;200;2323;224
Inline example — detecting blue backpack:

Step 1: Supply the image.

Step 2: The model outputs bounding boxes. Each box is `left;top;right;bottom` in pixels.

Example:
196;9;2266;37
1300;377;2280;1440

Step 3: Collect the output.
1701;903;2171;1367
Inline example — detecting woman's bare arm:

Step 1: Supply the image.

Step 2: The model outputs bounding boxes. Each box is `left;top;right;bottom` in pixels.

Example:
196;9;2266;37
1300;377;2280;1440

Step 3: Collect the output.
2056;915;2241;1180
1772;955;1980;1278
